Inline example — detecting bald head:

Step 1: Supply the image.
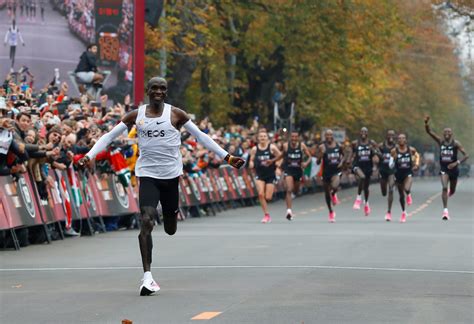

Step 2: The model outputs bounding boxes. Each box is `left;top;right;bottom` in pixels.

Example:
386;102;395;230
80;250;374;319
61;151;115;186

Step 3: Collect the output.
325;129;334;143
147;77;167;90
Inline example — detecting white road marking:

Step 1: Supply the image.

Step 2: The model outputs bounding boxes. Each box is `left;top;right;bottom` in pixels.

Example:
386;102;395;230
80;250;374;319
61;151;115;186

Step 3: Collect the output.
0;265;472;274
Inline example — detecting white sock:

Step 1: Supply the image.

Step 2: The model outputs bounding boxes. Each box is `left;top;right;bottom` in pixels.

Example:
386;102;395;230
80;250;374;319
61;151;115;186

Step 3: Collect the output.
287;209;292;215
356;195;361;200
365;201;369;206
143;271;152;280
443;208;448;213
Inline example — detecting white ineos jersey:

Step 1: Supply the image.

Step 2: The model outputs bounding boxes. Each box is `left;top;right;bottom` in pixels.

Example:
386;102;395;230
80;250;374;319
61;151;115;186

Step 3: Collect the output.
4;26;24;47
135;103;183;179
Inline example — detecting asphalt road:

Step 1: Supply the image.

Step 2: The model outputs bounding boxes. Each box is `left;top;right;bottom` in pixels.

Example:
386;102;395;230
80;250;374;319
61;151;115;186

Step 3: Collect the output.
0;177;473;324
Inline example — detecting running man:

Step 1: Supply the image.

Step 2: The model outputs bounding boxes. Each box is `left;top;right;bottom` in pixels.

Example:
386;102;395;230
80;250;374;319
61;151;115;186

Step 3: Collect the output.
249;128;281;223
275;130;312;221
350;127;379;216
79;77;244;296
425;116;469;220
378;130;396;221
4;20;26;70
391;133;420;223
317;129;345;223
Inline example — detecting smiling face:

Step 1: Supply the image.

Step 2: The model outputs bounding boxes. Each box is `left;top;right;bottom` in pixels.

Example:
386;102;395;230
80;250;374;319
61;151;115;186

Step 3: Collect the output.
17;114;31;132
147;78;168;104
443;128;453;142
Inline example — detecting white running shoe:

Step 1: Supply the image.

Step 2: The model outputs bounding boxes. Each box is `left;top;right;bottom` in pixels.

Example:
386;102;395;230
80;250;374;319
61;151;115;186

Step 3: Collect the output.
139;277;160;296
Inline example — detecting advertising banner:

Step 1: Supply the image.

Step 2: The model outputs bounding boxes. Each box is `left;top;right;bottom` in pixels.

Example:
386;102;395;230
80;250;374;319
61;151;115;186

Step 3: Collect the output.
0;0;135;100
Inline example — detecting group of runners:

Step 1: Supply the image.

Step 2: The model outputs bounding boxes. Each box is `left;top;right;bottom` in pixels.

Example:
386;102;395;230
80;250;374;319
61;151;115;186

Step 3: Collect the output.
79;76;469;296
249;119;469;224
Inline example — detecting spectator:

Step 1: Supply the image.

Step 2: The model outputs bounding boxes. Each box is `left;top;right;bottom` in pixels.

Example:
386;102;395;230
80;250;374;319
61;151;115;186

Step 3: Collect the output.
74;43;104;91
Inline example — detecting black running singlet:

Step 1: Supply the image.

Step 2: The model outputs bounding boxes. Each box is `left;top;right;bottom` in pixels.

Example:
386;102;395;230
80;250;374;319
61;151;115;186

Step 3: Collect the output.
284;143;303;170
439;141;458;168
380;142;395;172
395;148;412;170
323;143;342;169
255;144;275;177
354;141;373;166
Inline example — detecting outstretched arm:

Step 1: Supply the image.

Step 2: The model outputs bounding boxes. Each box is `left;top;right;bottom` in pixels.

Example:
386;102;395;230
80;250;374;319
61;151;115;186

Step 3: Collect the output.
175;108;244;168
80;110;137;164
424;116;441;145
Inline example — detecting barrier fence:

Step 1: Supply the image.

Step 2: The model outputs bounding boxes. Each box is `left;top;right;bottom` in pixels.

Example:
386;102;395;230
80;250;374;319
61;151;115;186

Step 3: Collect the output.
0;166;355;250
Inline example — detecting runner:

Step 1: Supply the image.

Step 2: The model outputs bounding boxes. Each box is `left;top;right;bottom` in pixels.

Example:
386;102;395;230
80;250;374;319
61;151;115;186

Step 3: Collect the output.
317;129;345;223
3;20;26;70
391;133;420;223
249;128;281;223
79;77;245;296
350;127;379;216
275;130;312;221
378;130;396;221
424;116;469;220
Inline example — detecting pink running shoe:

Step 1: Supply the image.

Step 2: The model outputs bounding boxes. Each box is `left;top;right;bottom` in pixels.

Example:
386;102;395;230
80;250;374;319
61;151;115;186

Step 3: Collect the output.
385;212;392;222
448;190;454;197
400;211;407;223
442;210;450;221
329;211;336;223
406;194;413;206
353;197;362;210
332;193;340;206
261;214;271;223
364;204;371;216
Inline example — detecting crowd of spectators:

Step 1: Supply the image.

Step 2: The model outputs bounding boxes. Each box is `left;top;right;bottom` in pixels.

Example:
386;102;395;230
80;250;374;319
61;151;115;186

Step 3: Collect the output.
0;65;341;206
0;65;363;192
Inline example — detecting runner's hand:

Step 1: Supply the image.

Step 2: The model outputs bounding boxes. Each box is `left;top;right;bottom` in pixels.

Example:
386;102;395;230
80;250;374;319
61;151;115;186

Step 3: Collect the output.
261;160;272;167
78;156;91;168
412;165;419;172
447;162;458;170
226;155;245;169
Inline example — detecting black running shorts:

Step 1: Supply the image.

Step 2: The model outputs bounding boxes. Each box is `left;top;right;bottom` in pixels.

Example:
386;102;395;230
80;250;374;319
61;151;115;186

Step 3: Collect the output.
322;168;341;183
439;166;459;181
379;169;394;180
255;173;276;184
139;177;179;218
395;171;412;184
284;168;303;182
353;165;373;178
